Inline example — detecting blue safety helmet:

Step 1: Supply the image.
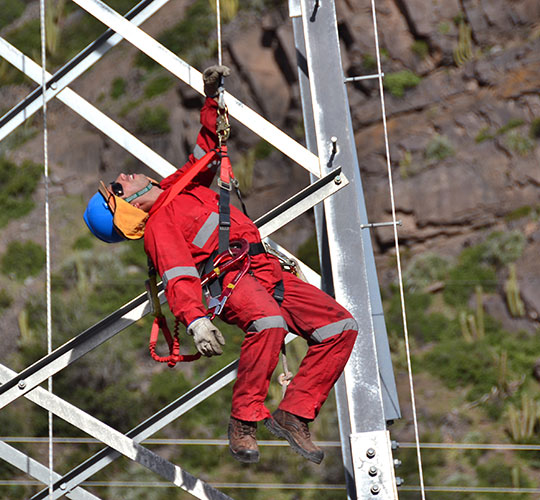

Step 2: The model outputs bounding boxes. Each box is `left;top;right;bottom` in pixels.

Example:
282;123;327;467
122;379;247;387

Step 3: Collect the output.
83;191;125;243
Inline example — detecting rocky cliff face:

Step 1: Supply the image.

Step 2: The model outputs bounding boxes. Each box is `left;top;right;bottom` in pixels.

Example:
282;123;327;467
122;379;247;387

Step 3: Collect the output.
1;0;539;340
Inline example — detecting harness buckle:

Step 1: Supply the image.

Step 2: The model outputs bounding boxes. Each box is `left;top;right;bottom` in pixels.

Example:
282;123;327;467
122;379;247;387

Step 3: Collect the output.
218;178;232;191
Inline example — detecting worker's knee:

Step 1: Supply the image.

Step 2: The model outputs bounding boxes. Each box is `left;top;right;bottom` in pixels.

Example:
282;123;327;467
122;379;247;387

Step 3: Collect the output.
310;317;358;344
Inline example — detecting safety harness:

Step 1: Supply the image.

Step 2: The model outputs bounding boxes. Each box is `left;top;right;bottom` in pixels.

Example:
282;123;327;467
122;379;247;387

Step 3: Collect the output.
147;101;254;367
146;99;301;371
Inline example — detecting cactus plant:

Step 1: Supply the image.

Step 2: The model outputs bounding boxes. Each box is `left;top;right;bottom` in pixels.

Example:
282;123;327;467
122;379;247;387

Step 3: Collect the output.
506;394;539;442
505;263;525;317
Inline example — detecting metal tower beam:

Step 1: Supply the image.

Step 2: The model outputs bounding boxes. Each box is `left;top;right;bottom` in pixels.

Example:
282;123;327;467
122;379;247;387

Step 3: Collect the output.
0;364;233;500
294;0;400;498
68;0;322;177
0;441;100;500
0;0;172;142
0;37;178;177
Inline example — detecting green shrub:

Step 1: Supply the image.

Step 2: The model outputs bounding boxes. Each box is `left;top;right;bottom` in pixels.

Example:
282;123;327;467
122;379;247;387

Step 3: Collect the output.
144;74;174;98
119;99;143;117
386;287;458;344
530;118;540;139
505;131;534;156
5;19;41;59
425;134;455;162
421;337;499;399
505;205;532;222
362;53;377;71
136;106;171;135
477;458;534;494
482;230;526;267
411;40;429;59
1;240;46;281
475;126;494;143
0;157;42;228
497;118;525;136
383;70;422;98
443;247;496;307
438;21;451;35
110;77;126;99
0;289;13;312
0;0;25;31
403;253;451;290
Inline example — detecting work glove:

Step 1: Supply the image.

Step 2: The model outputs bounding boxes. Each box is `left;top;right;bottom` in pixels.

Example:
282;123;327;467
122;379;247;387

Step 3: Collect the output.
203;65;231;97
187;317;226;357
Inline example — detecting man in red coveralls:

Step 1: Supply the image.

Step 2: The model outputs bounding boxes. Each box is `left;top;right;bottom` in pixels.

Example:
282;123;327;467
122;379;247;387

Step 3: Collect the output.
84;66;358;464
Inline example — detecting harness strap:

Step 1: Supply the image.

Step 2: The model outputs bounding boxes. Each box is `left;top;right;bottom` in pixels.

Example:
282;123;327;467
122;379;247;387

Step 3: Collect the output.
248;242;266;256
273;279;285;306
217;144;233;254
158;149;219;210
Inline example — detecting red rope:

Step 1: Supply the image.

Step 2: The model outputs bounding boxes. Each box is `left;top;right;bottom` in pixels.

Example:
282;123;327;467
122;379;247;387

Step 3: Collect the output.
149;316;201;367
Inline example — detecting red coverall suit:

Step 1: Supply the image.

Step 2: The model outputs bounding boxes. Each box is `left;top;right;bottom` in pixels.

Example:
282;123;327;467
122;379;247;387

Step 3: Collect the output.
144;98;358;422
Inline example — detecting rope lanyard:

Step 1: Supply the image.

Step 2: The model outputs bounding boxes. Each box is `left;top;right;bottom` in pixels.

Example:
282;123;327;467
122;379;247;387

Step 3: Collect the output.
370;0;426;496
38;0;53;495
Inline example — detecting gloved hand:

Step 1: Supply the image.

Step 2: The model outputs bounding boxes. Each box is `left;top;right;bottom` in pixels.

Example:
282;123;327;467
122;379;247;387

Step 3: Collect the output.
203;65;231;97
187;317;225;357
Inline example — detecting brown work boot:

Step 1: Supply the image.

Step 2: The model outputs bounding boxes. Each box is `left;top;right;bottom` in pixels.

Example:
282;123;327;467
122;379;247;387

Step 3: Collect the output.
228;416;260;463
265;409;324;464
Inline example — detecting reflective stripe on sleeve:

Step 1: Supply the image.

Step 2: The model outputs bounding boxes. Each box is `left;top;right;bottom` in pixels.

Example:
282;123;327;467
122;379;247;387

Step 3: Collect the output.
192;212;219;248
311;318;358;343
162;266;199;289
248;316;288;332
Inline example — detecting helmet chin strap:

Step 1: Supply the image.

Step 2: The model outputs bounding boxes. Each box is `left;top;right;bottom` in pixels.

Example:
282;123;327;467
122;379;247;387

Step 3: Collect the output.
124;181;153;203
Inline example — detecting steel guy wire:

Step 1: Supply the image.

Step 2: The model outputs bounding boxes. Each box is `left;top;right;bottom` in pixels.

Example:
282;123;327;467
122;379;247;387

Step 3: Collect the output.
216;0;222;66
38;0;54;496
369;0;426;497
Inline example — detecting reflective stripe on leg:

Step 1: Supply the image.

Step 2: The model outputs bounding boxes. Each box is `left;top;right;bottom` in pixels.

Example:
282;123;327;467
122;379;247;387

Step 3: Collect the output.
310;317;358;343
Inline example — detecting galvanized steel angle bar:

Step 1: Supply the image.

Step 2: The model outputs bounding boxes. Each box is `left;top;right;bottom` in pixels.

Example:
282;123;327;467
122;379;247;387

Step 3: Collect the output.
29;333;296;500
0;0;171;140
0;37;178;178
296;0;399;497
0;441;100;500
69;0;322;177
256;167;348;238
0;364;233;500
0;289;165;410
0;159;341;410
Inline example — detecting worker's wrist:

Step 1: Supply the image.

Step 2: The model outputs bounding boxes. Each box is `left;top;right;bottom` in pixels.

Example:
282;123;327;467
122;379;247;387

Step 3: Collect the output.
187;316;207;334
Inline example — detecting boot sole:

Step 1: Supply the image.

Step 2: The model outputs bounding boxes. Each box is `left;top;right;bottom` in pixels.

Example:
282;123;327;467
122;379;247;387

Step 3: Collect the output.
264;417;324;464
229;447;260;463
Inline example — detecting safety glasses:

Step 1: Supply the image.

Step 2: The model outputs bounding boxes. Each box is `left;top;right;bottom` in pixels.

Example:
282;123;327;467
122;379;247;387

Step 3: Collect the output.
110;181;124;197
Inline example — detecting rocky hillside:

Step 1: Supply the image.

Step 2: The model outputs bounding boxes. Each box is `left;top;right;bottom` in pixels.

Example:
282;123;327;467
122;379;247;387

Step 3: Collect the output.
1;0;540;497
